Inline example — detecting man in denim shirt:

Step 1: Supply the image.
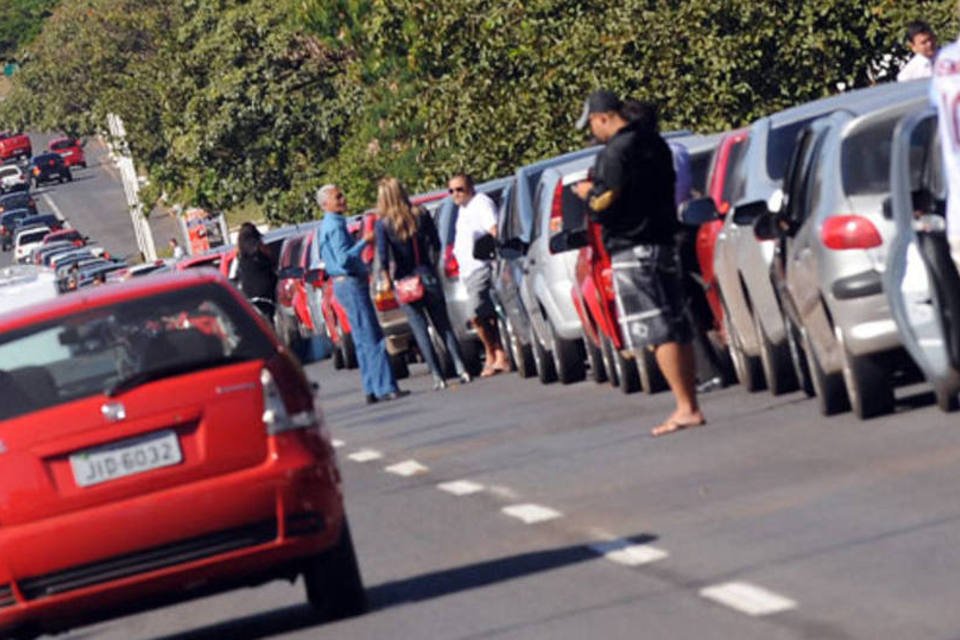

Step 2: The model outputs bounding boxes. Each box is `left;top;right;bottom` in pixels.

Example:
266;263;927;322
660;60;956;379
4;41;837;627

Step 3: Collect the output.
317;184;407;403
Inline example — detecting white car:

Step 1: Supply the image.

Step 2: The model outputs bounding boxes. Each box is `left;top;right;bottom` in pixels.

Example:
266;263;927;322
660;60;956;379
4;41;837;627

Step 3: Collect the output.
0;265;57;317
0;164;27;193
13;225;51;263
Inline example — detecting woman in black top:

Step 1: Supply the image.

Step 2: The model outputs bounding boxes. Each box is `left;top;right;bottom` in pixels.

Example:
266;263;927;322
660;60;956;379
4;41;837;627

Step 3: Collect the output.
375;177;470;389
236;222;278;320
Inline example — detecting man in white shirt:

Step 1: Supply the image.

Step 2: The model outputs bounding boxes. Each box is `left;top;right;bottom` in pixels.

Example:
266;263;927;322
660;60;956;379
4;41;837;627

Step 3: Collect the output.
898;20;938;82
449;173;508;376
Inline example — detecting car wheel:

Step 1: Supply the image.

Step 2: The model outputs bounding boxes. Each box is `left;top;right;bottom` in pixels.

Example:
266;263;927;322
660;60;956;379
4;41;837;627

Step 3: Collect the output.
753;310;798;396
303;519;367;620
636;347;668;394
934;383;960;413
802;328;849;416
506;317;535;379
840;345;894;419
548;320;585;384
341;331;358;370
723;303;765;392
497;317;517;372
584;334;608;383
600;333;620;388
331;336;345;370
389;351;410;380
66;173;73;183
612;343;641;394
785;314;814;397
530;324;557;384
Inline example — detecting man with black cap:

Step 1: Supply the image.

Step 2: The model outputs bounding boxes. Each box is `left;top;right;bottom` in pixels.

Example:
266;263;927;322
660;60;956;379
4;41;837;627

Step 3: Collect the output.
573;89;704;436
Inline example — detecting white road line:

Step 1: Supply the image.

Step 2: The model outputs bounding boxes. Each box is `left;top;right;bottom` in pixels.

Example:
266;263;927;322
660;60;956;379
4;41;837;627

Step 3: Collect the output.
588;539;669;567
699;581;797;617
501;504;563;524
41;193;66;222
331;439;345;449
384;460;429;477
437;480;485;496
347;449;383;463
487;485;519;500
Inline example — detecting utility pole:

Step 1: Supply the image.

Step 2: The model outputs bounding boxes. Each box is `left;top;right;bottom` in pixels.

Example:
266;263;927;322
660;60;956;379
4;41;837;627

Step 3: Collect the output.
106;113;157;261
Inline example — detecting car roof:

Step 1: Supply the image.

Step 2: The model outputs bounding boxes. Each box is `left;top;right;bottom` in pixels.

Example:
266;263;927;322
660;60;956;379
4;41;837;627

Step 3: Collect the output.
762;78;929;128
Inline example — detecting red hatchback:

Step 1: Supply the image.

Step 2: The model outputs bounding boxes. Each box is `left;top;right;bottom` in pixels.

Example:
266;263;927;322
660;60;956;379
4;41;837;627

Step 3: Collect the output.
0;271;364;637
48;137;86;168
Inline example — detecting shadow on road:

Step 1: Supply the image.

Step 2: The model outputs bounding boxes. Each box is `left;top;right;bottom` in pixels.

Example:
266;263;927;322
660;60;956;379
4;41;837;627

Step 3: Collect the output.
147;535;657;640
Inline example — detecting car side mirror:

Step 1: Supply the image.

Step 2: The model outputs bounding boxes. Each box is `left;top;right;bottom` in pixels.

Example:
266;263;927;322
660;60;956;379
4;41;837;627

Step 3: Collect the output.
549;229;589;254
753;212;780;241
732;200;770;227
678;197;719;226
473;233;497;260
278;266;303;280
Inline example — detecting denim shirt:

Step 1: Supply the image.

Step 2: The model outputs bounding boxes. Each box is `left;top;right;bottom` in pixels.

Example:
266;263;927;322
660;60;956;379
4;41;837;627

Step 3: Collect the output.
319;211;368;278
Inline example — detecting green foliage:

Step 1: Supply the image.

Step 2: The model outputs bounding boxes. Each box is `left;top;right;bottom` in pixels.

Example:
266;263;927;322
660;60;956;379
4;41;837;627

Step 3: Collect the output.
2;0;959;221
0;0;58;60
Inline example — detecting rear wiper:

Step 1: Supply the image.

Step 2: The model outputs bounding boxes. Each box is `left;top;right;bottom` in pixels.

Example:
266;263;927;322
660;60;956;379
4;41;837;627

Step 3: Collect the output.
104;357;246;397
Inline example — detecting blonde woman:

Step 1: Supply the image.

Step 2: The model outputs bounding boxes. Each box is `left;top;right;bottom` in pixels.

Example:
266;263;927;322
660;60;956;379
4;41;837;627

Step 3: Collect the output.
375;177;471;389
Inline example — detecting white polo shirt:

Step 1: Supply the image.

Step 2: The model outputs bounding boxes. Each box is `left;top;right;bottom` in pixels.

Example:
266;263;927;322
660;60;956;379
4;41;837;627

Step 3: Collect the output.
899;53;934;82
452;192;498;280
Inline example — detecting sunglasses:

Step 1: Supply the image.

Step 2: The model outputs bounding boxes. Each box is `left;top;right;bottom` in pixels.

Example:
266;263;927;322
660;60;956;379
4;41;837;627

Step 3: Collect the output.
448;186;467;194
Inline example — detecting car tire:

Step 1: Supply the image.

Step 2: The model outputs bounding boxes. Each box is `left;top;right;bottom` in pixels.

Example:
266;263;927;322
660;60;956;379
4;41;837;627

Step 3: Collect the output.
636;347;668;394
389;351;409;380
496;317;517;372
505;317;535;379
331;335;345;370
459;337;483;377
341;331;358;370
600;333;620;388
785;314;815;397
723;303;765;392
548;321;585;384
530;324;557;384
612;344;641;394
303;519;367;620
753;311;798;396
584;334;608;383
934;383;960;413
802;329;849;416
840;345;894;419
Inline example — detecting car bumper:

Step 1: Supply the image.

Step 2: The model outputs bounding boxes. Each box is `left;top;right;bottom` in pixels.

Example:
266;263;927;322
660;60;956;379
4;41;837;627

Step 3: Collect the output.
0;435;344;634
829;286;902;357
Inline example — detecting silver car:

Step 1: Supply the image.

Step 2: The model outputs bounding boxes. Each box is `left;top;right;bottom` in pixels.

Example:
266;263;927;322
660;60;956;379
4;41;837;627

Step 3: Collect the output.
714;79;929;396
758;94;929;418
885;107;960;413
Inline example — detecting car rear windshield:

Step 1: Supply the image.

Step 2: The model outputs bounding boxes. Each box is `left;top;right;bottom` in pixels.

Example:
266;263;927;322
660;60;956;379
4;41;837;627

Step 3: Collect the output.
766;116;820;182
840;115;900;197
51;140;74;150
19;230;47;244
0;283;275;421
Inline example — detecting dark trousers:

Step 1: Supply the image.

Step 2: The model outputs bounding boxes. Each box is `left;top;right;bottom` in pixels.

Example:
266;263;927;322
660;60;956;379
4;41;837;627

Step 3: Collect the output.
400;271;467;379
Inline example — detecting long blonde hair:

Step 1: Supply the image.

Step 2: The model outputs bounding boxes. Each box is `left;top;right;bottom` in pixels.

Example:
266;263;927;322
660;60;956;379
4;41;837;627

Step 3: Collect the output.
377;177;418;242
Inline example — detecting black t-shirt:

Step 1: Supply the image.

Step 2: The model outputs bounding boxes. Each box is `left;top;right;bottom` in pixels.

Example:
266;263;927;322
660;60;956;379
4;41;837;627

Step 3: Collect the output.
588;120;678;254
237;248;278;301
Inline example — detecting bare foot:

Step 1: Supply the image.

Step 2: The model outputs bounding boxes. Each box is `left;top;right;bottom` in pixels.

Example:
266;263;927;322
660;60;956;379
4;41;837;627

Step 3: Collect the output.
651;412;706;437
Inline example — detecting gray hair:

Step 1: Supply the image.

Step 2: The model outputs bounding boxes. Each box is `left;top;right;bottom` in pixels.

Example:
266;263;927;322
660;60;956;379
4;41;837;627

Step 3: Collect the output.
316;183;339;208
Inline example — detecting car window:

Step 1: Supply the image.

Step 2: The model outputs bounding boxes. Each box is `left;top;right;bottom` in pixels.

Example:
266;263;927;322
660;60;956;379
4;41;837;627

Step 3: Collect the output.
19;230;47;244
506;186;524;240
530;180;547;241
767;116;821;182
841;114;902;197
0;284;275;421
690;151;711;196
721;138;748;207
51;140;73;150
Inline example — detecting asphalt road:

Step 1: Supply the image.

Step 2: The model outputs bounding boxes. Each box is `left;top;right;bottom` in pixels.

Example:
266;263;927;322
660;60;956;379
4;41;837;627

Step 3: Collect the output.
14;147;960;639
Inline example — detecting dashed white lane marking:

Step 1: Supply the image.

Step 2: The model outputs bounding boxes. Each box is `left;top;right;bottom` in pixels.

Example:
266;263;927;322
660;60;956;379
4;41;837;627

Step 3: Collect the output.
437;480;485;496
385;460;429;477
331;439;345;449
588;539;669;566
699;581;797;617
347;449;383;463
501;504;563;524
487;485;519;500
41;193;66;222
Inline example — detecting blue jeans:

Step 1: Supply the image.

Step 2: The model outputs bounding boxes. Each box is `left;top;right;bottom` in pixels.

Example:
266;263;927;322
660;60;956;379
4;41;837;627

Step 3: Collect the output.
400;270;467;379
334;276;398;398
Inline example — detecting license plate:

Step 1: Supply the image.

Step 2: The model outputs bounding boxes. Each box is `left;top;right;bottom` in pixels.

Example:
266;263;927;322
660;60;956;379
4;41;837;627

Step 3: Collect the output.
70;430;182;488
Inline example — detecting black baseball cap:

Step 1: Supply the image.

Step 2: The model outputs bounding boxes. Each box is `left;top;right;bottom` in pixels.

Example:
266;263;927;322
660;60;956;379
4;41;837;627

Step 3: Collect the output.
575;90;623;130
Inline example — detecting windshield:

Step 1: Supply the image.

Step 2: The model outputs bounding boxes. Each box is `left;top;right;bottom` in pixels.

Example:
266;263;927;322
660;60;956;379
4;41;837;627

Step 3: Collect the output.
0;283;274;421
841;115;900;197
766;116;820;182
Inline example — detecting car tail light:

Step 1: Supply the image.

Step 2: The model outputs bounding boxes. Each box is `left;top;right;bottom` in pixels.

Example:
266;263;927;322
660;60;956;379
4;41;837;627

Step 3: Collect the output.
821;215;882;250
32;167;39;176
373;284;398;311
444;245;459;279
549;181;564;234
261;359;318;436
600;267;616;298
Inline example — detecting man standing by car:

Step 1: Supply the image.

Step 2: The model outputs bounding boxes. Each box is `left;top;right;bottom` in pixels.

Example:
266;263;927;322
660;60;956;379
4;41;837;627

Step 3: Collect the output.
449;173;509;376
573;91;704;436
317;184;407;404
898;20;938;82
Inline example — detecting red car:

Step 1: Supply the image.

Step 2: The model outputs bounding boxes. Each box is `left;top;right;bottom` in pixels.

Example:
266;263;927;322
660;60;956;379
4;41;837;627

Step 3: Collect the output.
0;271;364;637
42;228;86;248
694;128;750;334
0;132;32;163
48;137;87;168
